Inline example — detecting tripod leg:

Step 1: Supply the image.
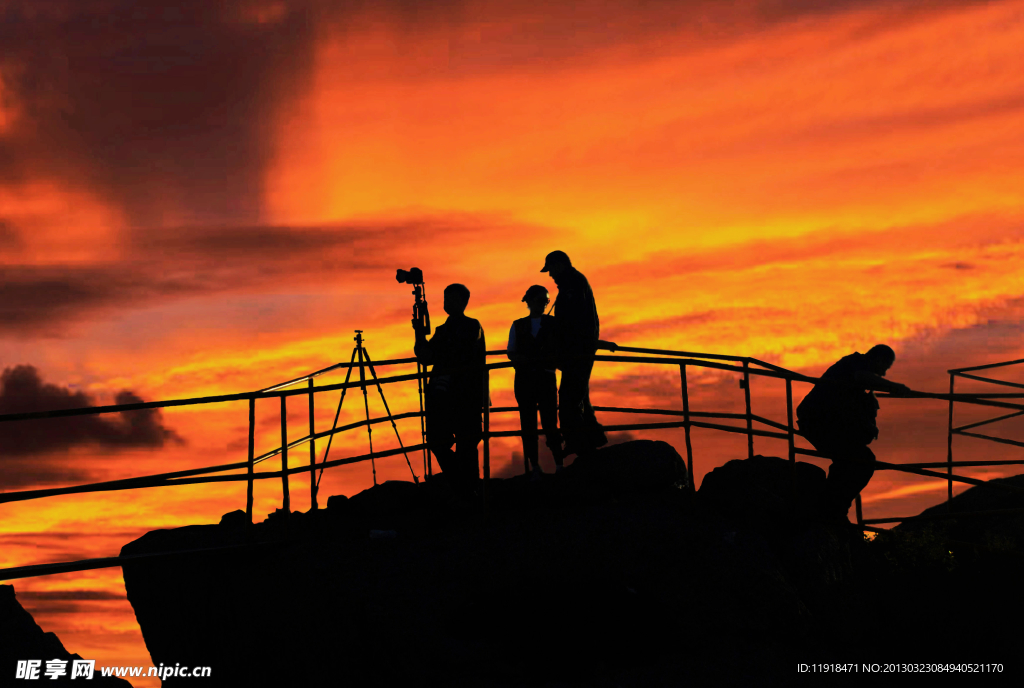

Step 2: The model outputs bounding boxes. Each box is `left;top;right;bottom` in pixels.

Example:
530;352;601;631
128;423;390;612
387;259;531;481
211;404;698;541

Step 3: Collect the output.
358;342;377;486
363;350;419;483
316;347;358;489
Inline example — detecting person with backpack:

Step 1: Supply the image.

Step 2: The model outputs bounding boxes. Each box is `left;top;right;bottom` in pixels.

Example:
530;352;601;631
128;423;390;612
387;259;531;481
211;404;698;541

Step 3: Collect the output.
797;344;911;521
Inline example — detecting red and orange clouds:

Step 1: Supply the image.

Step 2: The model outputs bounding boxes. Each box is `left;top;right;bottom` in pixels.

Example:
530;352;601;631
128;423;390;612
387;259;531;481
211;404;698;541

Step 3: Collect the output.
3;1;1024;684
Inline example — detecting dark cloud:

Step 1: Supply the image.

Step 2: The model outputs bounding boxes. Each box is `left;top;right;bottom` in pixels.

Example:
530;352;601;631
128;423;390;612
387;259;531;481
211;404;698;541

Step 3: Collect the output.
0;215;542;336
0;0;989;231
0;364;183;459
0;0;318;225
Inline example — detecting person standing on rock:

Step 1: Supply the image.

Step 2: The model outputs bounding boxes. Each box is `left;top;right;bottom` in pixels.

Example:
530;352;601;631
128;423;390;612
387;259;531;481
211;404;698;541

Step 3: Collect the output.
508;285;564;478
796;344;911;521
542;250;608;459
414;283;487;493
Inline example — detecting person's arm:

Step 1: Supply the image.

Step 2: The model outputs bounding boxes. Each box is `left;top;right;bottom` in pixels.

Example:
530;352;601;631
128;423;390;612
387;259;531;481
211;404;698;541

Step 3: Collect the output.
414;323;434;364
853;371;911;396
478;324;489;406
507;324;524;364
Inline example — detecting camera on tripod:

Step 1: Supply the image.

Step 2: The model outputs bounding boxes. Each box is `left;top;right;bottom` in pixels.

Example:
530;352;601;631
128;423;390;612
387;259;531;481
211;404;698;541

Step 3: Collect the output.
396;267;430;335
396;268;423;285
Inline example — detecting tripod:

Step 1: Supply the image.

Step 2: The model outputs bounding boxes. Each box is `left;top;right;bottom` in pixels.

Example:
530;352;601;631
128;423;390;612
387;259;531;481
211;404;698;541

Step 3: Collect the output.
316;330;419;490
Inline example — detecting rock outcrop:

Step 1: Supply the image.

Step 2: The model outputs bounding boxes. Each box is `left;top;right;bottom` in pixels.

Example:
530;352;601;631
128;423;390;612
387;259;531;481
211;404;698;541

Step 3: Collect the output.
120;441;1016;686
1;585;133;687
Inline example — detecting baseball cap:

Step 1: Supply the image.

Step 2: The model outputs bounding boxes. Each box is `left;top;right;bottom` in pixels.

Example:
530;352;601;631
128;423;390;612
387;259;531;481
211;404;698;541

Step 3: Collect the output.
540;250;571;273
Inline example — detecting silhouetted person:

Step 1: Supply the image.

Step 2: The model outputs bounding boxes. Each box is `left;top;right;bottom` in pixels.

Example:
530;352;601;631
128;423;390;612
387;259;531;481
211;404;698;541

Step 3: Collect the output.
797;344;910;521
542;250;607;458
414;284;486;493
508;285;564;478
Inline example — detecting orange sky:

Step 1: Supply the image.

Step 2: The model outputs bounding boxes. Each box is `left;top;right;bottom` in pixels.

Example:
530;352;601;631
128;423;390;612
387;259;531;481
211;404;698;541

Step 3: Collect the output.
3;0;1024;684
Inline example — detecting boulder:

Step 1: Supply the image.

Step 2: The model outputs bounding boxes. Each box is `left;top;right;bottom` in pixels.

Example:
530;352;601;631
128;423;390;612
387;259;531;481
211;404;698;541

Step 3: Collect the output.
0;585;133;687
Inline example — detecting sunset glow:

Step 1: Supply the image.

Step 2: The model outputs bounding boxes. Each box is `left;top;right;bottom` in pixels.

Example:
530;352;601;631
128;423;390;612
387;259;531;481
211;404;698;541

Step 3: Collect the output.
3;1;1024;683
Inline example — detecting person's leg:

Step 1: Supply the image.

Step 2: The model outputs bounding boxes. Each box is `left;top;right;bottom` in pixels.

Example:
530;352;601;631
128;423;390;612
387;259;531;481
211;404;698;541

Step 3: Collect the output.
571;358;604;456
537;371;563;468
579;358;606;451
425;389;457;479
823;444;875;520
514;371;540;471
827;444;875;515
454;405;482;491
558;362;587;456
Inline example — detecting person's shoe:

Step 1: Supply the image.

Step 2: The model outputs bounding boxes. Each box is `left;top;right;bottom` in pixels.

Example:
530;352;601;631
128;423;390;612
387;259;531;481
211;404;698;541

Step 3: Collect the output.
555;464;564;475
531;465;543;482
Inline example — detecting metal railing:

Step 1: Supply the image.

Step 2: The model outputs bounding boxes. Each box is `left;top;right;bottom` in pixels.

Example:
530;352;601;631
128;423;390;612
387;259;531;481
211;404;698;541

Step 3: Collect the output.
3;342;1024;579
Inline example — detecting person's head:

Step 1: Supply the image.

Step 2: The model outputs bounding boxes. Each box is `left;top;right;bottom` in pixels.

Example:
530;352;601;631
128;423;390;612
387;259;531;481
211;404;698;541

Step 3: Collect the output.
540;250;572;278
865;344;896;375
443;283;470;316
522;285;550;316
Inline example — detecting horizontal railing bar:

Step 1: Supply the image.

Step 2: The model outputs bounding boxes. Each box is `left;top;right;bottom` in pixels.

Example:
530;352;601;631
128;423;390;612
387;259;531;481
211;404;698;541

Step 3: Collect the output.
483;418;790;441
793;452;1024;492
746;358;794;375
953;430;1024;449
874;461;1024;494
262;356;423;392
749;414;792;433
0;371;429;423
689;420;790;440
9;353;1024;426
949;358;1024;374
0;460;250;504
0;541;288;583
597;345;750;363
882;392;1024;410
954;372;1024;390
952;410;1024;433
862;506;1024;525
162;443;429;487
251;411;424;465
898;459;1024;468
593;406;748;422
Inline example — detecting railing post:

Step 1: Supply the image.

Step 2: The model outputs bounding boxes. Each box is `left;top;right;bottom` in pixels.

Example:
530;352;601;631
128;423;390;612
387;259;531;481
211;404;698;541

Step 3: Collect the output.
246;397;255;520
419;362;430;477
308;378;317;511
947;373;955;504
743;360;754;459
786;377;796;502
280;394;290;514
855;494;864;529
679;364;695;493
482;367;490;510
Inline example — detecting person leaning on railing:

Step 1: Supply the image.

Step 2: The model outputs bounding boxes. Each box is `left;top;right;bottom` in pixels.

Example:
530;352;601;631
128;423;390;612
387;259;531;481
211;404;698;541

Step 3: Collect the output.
542;250;608;459
413;283;487;493
508;285;565;478
796;344;911;523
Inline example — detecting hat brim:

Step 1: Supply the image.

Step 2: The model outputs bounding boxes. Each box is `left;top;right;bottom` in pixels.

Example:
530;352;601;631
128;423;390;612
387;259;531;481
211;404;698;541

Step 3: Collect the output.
540;265;549;272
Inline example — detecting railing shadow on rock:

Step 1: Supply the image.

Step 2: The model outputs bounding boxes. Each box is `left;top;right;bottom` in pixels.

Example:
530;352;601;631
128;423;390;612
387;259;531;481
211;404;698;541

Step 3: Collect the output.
3;342;1024;581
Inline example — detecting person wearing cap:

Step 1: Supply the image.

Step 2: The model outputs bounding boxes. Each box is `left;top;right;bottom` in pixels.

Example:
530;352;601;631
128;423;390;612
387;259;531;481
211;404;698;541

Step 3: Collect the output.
508;285;564;478
413;283;487;494
541;250;607;458
797;344;911;522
